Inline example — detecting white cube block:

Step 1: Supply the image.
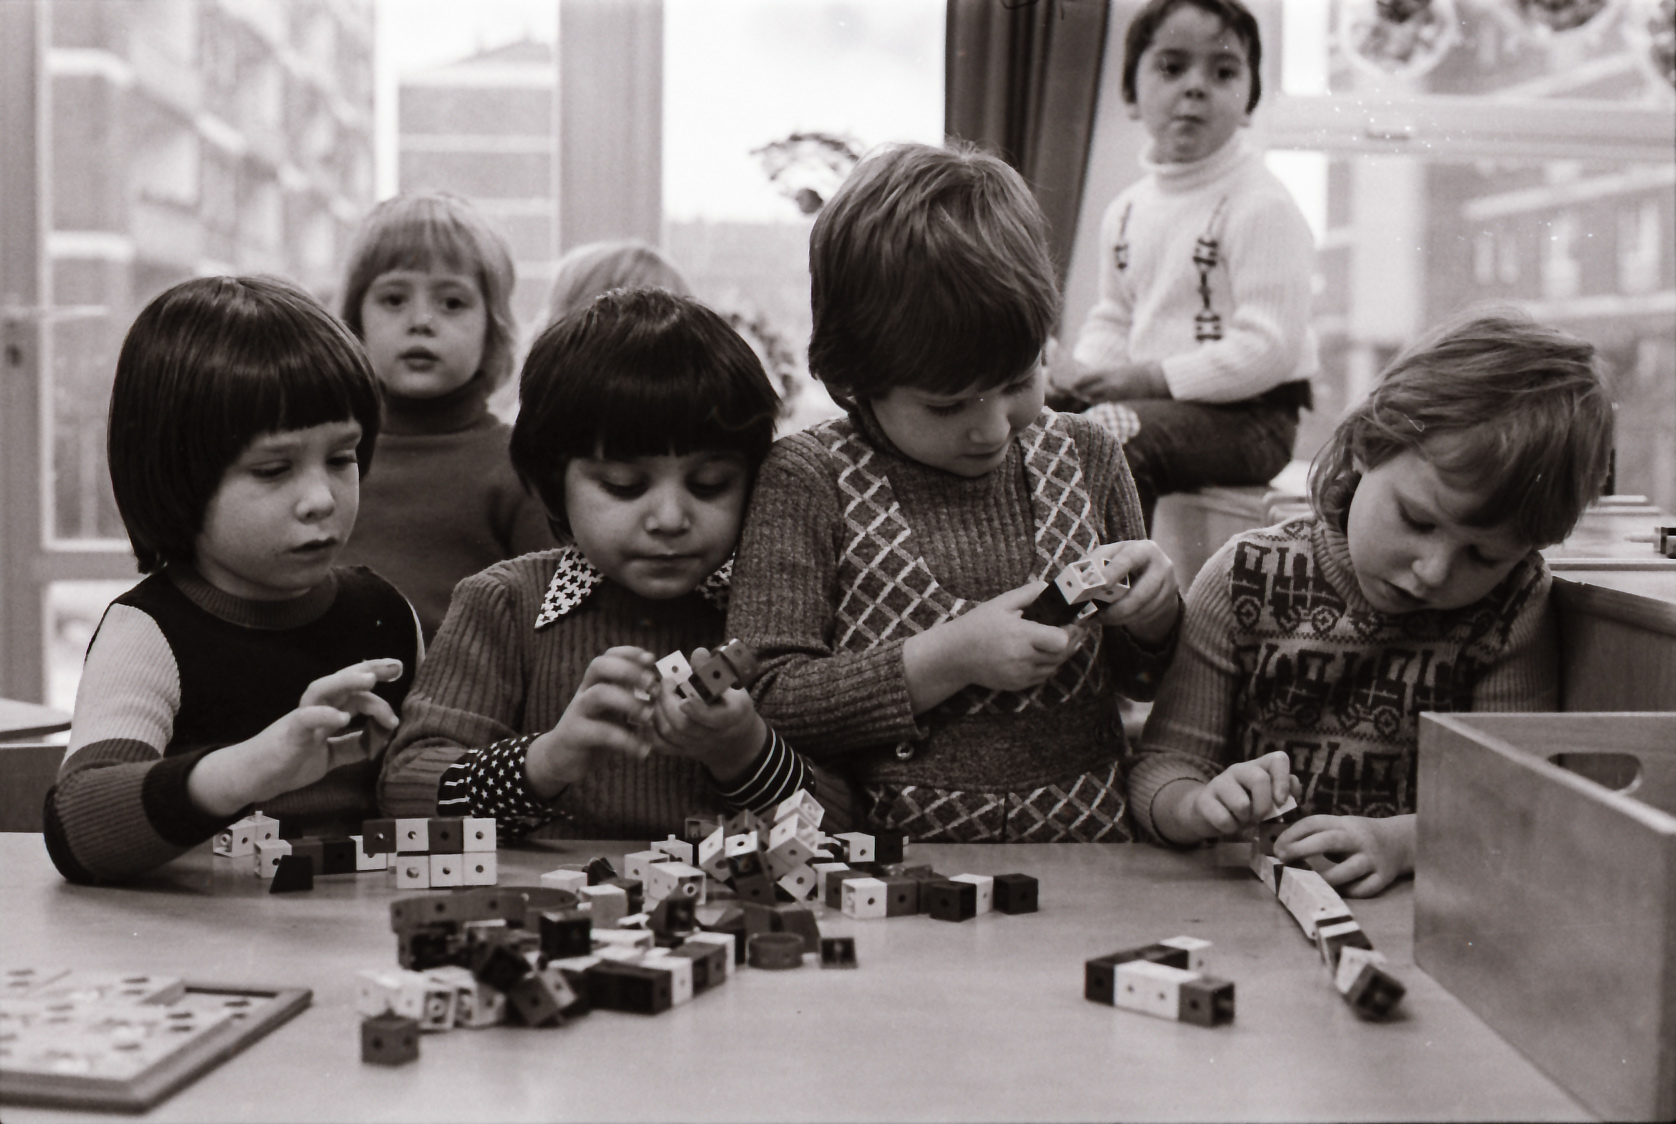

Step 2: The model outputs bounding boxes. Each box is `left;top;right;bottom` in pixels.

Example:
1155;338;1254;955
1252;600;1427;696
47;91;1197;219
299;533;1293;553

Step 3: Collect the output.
949;873;994;914
1159;935;1213;972
776;863;817;900
656;651;697;701
395;818;430;853
697;826;730;881
540;868;589;894
1334;946;1389;994
646;952;694;1006
254;838;292;879
461;817;496;852
593;927;655;952
841;876;888;920
1276;867;1348;939
621;849;669;886
350;836;389;871
813;862;851;898
644;861;705;904
248;812;280;845
832;832;875;863
1114;960;1197;1020
723;831;759;859
394;856;431;890
774;788;824;830
652;835;694;865
461;852;497;886
578;883;628;927
213;818;257;857
428;854;464;887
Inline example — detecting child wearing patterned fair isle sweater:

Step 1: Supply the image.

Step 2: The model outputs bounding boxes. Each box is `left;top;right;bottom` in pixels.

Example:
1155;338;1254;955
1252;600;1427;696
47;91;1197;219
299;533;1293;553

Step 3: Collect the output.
1131;310;1613;896
728;143;1183;844
379;289;855;840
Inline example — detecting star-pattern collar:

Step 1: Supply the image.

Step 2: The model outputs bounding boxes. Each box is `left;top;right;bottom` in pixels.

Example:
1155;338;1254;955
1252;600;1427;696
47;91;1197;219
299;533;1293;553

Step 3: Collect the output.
534;546;732;629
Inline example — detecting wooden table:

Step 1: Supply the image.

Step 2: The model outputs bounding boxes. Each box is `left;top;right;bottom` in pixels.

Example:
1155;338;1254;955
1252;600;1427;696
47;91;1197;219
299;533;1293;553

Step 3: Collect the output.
0;699;70;741
0;834;1591;1122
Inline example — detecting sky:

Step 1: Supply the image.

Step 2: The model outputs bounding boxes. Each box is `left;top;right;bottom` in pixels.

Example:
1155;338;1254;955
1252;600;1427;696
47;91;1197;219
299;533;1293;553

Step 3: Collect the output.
375;0;945;221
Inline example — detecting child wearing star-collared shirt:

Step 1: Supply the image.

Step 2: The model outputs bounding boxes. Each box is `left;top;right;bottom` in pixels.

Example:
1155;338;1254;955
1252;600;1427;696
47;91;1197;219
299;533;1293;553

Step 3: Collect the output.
379;289;855;838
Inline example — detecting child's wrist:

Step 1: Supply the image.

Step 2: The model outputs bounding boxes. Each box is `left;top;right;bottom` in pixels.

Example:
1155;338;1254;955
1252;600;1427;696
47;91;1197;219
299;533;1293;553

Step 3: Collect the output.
185;743;264;818
701;712;768;788
525;729;583;798
1151;777;1211;845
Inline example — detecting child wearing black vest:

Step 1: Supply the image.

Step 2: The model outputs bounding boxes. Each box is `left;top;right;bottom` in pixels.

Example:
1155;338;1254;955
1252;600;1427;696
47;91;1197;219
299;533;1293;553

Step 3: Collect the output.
45;276;419;884
728;143;1183;843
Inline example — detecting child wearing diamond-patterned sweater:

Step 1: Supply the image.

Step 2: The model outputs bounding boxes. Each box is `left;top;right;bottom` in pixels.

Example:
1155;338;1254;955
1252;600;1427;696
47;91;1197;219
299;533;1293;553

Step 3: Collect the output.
728;143;1183;844
379;290;854;840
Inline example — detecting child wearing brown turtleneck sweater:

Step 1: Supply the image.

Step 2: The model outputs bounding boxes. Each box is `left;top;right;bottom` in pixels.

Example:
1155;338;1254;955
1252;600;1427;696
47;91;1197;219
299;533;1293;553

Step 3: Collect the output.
728;143;1184;844
335;192;555;641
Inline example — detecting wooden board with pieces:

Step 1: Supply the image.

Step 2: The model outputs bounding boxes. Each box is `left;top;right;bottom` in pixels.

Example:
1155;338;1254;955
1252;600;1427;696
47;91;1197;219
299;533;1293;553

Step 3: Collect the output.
0;969;310;1113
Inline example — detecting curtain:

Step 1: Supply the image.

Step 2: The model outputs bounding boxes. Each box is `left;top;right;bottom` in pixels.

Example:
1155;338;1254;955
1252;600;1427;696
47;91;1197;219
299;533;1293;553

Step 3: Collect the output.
945;0;1111;289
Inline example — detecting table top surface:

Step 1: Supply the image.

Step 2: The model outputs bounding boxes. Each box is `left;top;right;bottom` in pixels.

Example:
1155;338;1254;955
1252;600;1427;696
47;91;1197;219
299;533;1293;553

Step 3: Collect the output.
0;700;71;742
0;833;1592;1124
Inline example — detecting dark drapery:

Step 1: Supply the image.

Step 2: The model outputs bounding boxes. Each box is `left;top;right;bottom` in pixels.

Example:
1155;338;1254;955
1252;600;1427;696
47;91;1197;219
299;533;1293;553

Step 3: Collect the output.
945;0;1111;289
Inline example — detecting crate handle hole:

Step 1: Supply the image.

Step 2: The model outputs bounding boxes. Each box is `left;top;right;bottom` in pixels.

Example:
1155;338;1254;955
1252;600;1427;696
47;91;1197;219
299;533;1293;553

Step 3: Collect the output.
1547;752;1641;794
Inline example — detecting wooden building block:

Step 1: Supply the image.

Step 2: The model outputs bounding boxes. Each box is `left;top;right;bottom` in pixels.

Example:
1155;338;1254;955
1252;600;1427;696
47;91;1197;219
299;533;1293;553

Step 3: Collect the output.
840;877;888;920
394;818;429;854
949;873;993;914
394;857;431;890
427;854;464;888
350;836;388;871
1158;935;1213;972
923;879;977;922
540;869;589;894
461;817;496;852
1114;960;1196;1020
651;835;694;865
361;1014;419;1065
991;872;1038;914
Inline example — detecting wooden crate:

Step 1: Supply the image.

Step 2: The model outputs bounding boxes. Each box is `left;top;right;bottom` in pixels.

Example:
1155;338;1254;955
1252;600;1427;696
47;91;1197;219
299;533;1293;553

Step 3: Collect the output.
1415;712;1676;1122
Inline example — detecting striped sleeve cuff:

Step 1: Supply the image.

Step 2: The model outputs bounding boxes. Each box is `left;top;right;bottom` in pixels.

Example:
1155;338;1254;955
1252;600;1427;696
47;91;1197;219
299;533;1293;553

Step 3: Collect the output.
715;725;810;815
437;735;559;839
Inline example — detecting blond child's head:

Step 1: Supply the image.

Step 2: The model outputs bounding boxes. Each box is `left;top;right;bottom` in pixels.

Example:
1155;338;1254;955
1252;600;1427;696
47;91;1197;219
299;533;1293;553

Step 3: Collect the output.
339;192;518;398
1310;309;1612;613
546;240;690;330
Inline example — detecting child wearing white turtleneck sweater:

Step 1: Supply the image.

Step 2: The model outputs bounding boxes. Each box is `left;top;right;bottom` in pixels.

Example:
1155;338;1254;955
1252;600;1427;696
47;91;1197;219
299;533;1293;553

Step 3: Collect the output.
1058;0;1318;527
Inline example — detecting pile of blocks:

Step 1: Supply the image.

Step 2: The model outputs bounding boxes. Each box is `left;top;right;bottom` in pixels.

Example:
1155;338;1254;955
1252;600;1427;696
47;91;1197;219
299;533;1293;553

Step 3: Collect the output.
825;864;1038;922
1084;935;1233;1026
1220;798;1406;1019
214;813;499;893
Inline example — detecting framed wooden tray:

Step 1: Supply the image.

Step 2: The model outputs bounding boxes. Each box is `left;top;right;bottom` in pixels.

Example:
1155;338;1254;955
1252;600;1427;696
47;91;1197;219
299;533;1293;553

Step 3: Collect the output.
0;970;310;1113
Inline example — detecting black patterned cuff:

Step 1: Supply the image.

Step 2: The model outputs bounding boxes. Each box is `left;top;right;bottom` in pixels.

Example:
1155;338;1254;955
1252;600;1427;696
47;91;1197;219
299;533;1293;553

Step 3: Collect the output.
437;735;558;838
715;726;810;815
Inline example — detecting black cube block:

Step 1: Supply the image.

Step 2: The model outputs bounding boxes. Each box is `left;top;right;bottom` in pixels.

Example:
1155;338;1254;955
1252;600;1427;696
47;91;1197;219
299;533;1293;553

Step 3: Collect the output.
923;879;977;922
536;909;593;959
992;873;1039;914
361;1014;418;1065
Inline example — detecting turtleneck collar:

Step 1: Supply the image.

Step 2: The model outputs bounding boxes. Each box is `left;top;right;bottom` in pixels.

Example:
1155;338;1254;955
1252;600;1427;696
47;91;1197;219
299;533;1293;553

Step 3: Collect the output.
166;563;339;630
380;373;491;436
1139;132;1252;193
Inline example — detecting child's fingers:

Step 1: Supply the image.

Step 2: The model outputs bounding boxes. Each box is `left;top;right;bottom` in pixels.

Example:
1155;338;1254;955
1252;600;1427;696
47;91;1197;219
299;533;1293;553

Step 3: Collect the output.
1315;849;1375;890
574;681;652;729
573;714;652;761
299;659;403;708
1253;750;1293;812
992;581;1051;614
580;648;658;694
292;704;353;739
1271;815;1342;860
339;691;400;732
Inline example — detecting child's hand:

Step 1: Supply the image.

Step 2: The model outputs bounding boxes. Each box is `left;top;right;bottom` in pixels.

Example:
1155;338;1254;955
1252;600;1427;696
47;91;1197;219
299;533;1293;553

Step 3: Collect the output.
1149;750;1297;843
644;647;767;787
1275;813;1415;898
186;658;404;817
525;647;658;798
1089;540;1181;645
904;583;1081;713
1072;360;1169;403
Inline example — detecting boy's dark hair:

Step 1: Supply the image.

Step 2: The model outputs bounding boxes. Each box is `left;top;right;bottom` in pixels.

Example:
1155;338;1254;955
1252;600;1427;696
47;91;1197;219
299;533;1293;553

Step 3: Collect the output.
339;191;519;391
511;288;779;537
1122;0;1263;114
807;141;1059;405
108;275;381;574
1309;308;1613;548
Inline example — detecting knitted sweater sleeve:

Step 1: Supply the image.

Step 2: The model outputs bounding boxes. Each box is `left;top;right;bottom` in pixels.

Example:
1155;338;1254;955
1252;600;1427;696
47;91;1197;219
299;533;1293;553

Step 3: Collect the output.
379;568;530;817
44;605;242;883
1071;192;1137;373
1159;184;1317;404
728;433;925;757
1128;535;1243;841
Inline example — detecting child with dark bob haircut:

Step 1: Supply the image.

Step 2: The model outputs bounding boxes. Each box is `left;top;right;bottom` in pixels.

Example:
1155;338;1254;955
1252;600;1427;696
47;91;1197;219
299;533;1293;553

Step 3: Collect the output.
1132;309;1613;896
48;276;419;884
380;288;855;838
334;192;555;641
729;142;1182;844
